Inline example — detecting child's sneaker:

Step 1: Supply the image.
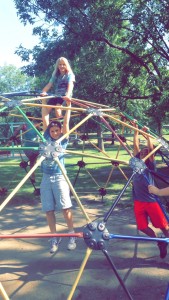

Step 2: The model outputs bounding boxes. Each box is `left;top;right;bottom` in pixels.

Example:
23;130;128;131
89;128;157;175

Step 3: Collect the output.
67;237;76;250
50;238;62;254
157;241;168;259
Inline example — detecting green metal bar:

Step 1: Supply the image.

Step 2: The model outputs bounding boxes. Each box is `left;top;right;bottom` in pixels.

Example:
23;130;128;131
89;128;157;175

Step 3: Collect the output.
0;146;39;151
121;111;158;138
0;106;8;113
16;106;46;142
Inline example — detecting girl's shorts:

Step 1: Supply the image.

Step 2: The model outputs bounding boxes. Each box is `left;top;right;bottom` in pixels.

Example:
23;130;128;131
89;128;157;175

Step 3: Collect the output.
40;173;72;212
47;97;64;105
134;200;169;230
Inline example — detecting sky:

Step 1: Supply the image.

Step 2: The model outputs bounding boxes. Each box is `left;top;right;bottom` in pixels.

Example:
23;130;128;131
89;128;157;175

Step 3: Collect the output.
0;0;39;67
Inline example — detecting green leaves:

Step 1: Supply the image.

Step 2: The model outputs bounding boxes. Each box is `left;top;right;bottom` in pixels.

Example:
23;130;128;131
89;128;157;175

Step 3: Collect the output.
0;65;34;93
13;0;169;131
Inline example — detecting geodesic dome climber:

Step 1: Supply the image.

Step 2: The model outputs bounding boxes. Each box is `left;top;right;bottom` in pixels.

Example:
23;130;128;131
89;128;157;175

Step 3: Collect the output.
0;92;169;300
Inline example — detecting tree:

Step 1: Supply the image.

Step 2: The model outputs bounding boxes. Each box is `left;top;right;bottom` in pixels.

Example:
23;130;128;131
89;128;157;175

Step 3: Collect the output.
0;65;35;93
14;0;169;131
0;65;38;140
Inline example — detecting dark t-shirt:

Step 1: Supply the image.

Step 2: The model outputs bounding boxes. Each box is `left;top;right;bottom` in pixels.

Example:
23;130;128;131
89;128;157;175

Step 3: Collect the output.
132;161;156;202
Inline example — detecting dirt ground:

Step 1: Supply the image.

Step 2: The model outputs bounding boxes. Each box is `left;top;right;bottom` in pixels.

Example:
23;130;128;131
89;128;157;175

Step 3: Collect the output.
0;197;169;300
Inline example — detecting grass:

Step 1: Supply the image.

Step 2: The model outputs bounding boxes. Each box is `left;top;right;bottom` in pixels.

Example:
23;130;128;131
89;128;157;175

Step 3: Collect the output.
0;137;169;210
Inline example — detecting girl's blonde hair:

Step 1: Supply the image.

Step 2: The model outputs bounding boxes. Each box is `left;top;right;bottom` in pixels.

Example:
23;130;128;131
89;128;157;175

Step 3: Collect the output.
52;57;73;76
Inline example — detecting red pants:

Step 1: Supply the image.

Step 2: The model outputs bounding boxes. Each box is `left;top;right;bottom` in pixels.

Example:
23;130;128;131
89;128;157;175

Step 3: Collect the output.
134;200;168;230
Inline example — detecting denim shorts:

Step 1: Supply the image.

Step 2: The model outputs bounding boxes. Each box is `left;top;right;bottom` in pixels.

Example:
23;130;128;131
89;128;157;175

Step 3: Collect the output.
40;173;72;212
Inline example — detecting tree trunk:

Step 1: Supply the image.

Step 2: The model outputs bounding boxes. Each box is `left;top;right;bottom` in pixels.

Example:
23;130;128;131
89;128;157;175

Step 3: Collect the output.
97;121;105;151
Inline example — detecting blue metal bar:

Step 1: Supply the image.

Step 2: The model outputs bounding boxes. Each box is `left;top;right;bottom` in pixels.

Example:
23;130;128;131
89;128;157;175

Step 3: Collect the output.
165;283;169;300
109;234;169;243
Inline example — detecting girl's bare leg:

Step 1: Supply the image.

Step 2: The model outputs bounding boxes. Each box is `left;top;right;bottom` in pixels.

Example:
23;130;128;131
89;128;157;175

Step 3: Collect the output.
55;107;62;119
42;106;52;131
46;210;56;233
62;208;74;232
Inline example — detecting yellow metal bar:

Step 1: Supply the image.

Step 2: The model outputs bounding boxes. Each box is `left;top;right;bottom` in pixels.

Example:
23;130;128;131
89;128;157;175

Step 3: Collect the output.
20;95;55;102
99;108;116;112
85;167;101;188
0;96;11;102
105;165;115;187
87;139;110;158
117;165;129;181
65;149;129;165
10;113;43;121
58;113;93;143
54;157;91;223
20;94;109;108
0;282;10;300
0;162;19;165
143;144;162;162
105;164;129;189
71;97;110;108
67;247;92;300
22;102;86;112
0;156;45;212
103;113;157;139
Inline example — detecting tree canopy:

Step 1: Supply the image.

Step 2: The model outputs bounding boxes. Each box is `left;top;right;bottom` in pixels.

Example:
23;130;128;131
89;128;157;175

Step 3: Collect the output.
0;65;35;93
14;0;169;132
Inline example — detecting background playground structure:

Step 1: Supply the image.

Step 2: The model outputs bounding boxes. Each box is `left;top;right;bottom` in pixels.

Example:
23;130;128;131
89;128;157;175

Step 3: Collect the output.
0;93;169;299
